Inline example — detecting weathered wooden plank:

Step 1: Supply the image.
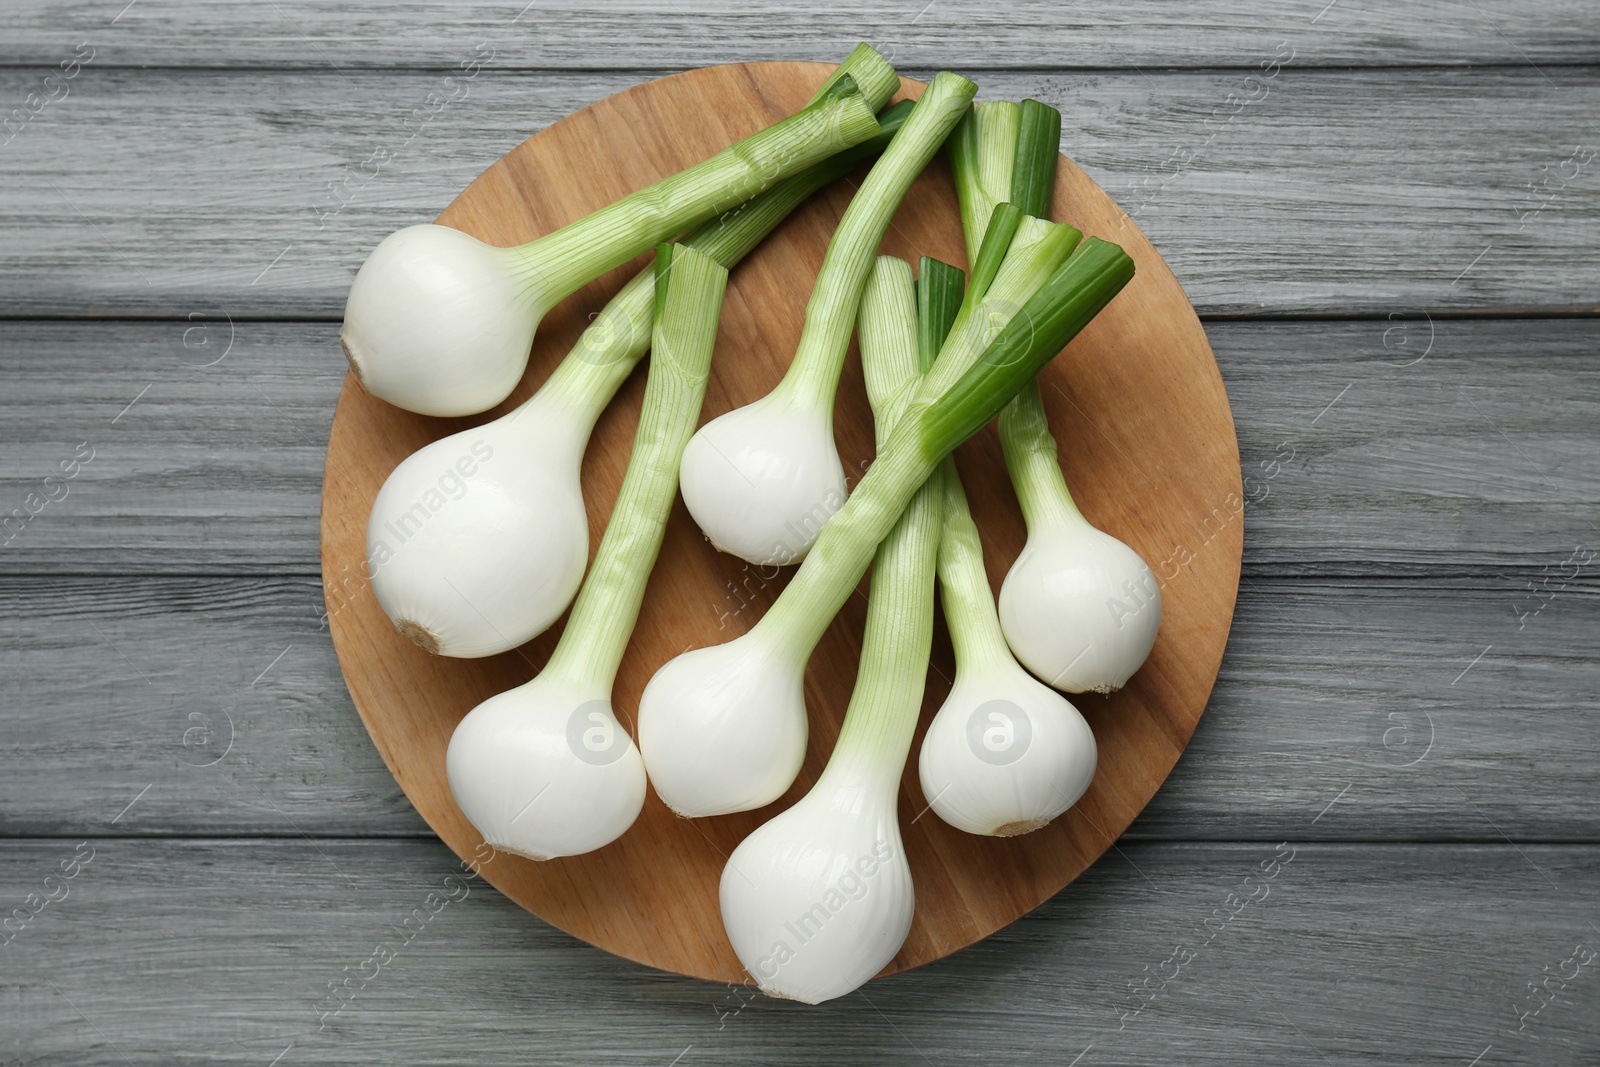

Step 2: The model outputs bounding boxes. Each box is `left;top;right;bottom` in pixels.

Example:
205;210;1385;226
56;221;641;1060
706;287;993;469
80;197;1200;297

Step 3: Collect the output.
3;838;1596;1063
3;573;1595;840
1;68;1596;316
0;320;342;574
4;0;1597;69
3;318;1593;576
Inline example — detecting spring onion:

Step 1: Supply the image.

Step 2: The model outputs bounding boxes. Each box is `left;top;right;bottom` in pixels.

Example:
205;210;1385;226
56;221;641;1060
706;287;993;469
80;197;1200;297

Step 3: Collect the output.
638;228;1135;817
998;386;1162;693
340;45;897;417
445;243;727;861
912;102;1097;835
916;258;1094;838
636;214;1083;816
948;99;1020;252
677;71;978;566
366;97;917;659
720;255;939;1003
918;453;1099;835
954;98;1161;694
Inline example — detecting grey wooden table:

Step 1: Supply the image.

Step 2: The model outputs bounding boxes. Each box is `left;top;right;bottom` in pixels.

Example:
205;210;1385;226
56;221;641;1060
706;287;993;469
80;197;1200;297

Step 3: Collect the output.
4;2;1598;1064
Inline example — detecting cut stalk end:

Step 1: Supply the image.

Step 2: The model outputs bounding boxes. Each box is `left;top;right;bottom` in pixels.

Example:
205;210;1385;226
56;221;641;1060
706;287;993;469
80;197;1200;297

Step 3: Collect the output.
809;43;901;112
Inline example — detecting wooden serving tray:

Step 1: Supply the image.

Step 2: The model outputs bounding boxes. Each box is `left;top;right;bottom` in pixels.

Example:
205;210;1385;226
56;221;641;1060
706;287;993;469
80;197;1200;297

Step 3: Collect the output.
321;62;1242;985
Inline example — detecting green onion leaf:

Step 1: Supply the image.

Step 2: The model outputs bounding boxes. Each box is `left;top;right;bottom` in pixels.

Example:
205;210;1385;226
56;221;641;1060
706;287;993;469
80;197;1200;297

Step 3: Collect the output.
918;238;1134;461
964;201;1023;306
916;257;965;373
541;244;729;688
1009;98;1062;219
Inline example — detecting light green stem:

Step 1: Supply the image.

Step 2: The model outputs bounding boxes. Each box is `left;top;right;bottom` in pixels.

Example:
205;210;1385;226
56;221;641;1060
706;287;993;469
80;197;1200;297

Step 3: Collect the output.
823;474;941;792
909;246;1014;676
998;379;1083;530
945;93;1079;547
934;460;1015;673
777;71;978;410
542;246;728;691
948;100;1020;266
755;220;1090;660
756;445;930;661
810;42;902;112
823;256;942;792
504;96;919;450
858;257;920;438
507;73;884;314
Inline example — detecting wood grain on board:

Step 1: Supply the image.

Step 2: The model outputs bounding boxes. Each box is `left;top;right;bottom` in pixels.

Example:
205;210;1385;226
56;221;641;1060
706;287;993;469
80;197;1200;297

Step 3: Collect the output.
320;63;1241;982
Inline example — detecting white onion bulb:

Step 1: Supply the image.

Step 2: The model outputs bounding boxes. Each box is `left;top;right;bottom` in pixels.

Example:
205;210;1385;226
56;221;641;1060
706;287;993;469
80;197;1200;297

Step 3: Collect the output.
446;673;645;860
678;389;846;565
366;394;589;659
341;225;541;418
340;75;892;417
675;71;979;566
918;664;1096;836
636;631;808;817
999;518;1161;694
720;780;912;1003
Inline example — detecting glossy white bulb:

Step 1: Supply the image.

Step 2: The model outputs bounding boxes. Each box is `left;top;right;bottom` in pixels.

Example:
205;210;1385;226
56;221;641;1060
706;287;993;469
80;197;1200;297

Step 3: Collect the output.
999;519;1161;694
446;673;645;860
720;786;912;1003
366;405;589;659
678;391;847;566
341;225;539;417
918;664;1097;836
637;632;808;817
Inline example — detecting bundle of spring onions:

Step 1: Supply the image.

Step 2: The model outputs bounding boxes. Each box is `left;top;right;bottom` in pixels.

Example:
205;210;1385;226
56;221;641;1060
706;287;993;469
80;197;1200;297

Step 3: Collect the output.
342;44;1157;1004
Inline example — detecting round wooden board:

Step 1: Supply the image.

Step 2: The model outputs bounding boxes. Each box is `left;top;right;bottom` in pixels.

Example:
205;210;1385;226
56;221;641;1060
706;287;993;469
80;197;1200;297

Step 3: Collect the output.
322;62;1242;986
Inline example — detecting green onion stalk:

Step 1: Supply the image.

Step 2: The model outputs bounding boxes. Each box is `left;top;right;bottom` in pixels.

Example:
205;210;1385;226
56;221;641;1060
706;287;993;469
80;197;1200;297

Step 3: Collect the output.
343;43;899;417
948;97;1164;697
717;254;951;1003
446;243;729;863
366;80;916;662
637;207;1133;819
677;70;978;567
